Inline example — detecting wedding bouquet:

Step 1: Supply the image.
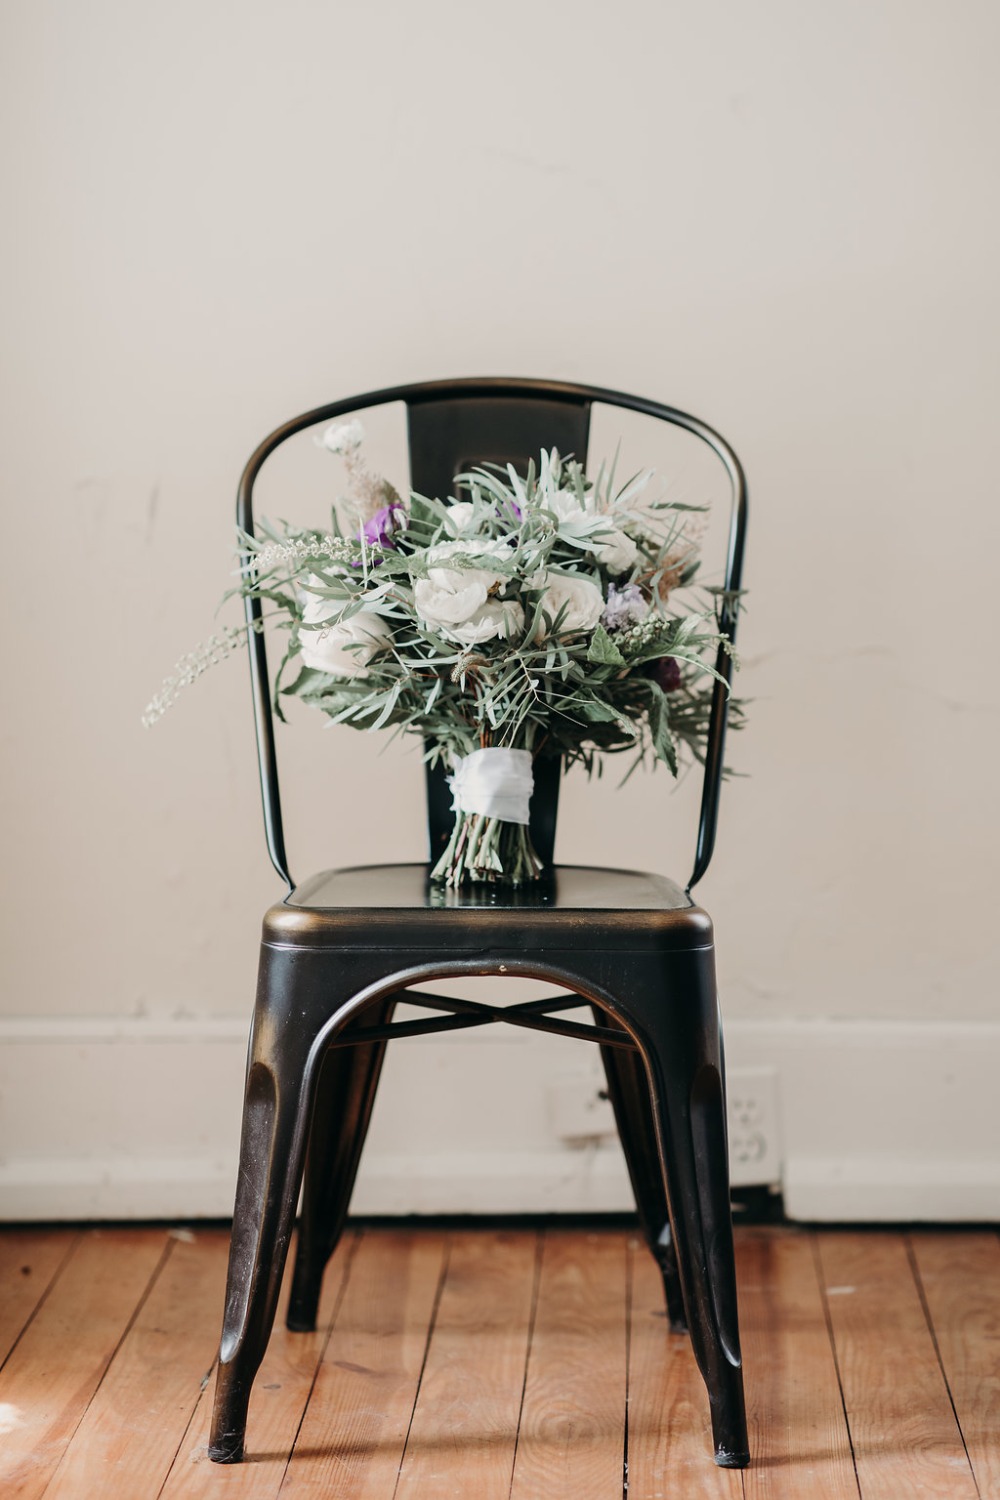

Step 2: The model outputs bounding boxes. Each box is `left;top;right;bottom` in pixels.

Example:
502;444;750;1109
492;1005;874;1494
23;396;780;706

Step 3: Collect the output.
144;421;737;886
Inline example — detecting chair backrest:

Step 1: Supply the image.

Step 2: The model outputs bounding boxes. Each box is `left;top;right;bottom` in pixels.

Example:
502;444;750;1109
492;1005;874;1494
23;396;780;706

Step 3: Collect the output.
236;378;747;892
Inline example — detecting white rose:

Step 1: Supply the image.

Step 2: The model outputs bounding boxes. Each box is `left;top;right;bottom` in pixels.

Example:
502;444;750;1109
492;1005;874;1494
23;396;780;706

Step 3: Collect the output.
444;501;478;535
413;540;510;633
533;569;605;639
591;526;639;575
299;593;392;677
546;489;638;574
414;575;488;629
547;488;591;525
448;598;525;646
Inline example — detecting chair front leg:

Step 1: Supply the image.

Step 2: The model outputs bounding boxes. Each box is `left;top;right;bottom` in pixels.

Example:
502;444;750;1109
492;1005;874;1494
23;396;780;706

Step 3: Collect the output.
621;948;749;1469
209;944;386;1464
209;1022;317;1462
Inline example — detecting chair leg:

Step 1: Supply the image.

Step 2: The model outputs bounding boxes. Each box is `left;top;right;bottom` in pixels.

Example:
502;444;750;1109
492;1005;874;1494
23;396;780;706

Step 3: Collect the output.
208;942;384;1466
622;948;749;1469
209;1026;316;1462
592;1005;687;1332
286;998;396;1332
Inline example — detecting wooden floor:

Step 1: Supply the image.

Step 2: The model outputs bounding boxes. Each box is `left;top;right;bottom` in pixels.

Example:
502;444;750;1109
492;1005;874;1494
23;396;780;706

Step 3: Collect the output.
0;1224;998;1498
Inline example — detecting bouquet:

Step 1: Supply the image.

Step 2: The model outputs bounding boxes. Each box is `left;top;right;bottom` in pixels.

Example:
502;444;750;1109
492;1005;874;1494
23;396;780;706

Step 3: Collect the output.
144;421;737;886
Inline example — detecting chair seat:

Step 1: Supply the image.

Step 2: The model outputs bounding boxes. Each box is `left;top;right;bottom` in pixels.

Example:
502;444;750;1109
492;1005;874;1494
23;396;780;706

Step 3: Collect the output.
268;863;710;953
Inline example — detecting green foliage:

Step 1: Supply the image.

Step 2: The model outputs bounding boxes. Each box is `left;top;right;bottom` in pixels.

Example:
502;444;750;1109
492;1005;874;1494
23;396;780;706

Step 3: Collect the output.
228;444;738;778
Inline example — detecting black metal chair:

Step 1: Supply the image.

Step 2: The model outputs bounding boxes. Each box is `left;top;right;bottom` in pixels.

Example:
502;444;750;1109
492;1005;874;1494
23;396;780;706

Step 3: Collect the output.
208;378;750;1469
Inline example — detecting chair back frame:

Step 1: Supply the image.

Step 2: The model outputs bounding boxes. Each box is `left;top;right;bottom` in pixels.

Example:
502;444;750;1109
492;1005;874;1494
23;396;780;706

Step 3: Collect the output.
235;377;747;891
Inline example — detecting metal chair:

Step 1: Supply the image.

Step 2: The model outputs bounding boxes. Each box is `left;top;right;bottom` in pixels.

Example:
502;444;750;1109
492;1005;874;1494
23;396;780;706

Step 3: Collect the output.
208;378;750;1469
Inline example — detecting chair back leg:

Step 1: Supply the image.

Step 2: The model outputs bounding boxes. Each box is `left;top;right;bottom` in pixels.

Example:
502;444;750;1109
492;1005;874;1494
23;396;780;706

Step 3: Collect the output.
592;1005;688;1332
287;997;397;1332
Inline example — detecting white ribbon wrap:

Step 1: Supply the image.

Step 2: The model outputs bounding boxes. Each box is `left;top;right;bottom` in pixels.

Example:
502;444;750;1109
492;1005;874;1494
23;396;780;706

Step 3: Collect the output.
448;747;534;826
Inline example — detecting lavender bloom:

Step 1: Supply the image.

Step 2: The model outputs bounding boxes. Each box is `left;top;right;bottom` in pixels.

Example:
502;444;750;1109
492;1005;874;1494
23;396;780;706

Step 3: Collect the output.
495;496;523;524
648;656;683;693
601;582;648;632
359;503;407;549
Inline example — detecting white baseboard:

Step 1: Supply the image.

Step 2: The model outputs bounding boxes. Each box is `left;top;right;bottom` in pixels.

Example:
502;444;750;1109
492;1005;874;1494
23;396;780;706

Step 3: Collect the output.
0;1015;997;1222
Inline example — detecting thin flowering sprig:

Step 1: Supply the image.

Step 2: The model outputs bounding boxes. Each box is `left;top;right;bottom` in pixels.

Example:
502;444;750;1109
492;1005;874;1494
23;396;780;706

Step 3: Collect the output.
141;624;248;728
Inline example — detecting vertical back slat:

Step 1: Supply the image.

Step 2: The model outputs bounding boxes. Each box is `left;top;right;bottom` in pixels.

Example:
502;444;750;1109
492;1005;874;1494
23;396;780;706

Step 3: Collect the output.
408;395;591;865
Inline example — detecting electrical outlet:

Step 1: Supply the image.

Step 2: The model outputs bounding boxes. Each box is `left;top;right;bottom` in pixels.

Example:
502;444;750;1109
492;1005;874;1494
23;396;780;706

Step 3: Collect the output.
726;1067;782;1186
547;1065;782;1187
547;1077;618;1143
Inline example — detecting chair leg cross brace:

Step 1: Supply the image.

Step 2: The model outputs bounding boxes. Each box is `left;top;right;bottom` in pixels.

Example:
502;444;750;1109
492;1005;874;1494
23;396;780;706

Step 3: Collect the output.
319;989;641;1051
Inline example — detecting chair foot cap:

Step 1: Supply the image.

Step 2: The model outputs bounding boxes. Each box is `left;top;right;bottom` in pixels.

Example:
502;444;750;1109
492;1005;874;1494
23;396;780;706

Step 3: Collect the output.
286;1315;317;1333
714;1447;750;1469
208;1439;245;1465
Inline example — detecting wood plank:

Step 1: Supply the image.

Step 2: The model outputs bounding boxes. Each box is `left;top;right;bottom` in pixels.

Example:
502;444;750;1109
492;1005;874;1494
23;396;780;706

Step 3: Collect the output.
43;1228;230;1500
396;1230;538;1499
0;1228;168;1499
509;1228;628;1500
816;1231;978;1500
739;1228;858;1500
1;1222;998;1500
160;1231;357;1500
910;1230;1000;1499
626;1234;744;1500
0;1229;78;1367
279;1228;449;1499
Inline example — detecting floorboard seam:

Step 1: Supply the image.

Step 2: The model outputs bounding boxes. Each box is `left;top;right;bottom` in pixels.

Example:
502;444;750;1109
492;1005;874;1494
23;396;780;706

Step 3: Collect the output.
279;1228;363;1494
154;1356;218;1500
811;1233;863;1500
507;1227;544;1500
904;1233;981;1499
0;1230;82;1377
40;1231;176;1500
391;1231;452;1500
622;1234;634;1500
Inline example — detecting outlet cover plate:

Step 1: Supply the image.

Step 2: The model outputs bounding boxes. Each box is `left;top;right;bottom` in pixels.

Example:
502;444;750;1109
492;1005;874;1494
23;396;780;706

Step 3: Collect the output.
727;1066;782;1186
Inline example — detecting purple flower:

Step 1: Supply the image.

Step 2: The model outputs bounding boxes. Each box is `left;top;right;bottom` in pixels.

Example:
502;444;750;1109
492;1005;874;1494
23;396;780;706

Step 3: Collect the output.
648;656;683;693
359;503;407;550
601;582;648;632
494;496;523;524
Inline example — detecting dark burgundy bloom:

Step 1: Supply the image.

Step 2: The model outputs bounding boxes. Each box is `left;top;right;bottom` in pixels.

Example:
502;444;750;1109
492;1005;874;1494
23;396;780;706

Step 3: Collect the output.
648;656;683;693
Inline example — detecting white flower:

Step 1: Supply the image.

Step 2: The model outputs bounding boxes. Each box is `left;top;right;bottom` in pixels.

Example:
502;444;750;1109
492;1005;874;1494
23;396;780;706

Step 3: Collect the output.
546;488;591;524
449;598;525;646
299;589;392;677
444;501;478;535
413;540;511;634
545;488;638;574
533;569;605;639
414;575;488;630
591;526;639;575
318;419;365;455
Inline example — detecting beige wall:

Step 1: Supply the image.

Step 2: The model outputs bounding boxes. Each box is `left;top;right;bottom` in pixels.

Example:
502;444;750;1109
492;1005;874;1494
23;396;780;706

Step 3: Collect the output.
2;1;999;1215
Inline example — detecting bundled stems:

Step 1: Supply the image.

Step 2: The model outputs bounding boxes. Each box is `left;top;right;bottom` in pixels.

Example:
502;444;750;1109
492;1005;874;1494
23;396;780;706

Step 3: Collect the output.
430;810;545;887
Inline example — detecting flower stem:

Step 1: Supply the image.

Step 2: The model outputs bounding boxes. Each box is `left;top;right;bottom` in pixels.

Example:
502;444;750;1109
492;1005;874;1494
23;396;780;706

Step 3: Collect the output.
429;811;544;887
